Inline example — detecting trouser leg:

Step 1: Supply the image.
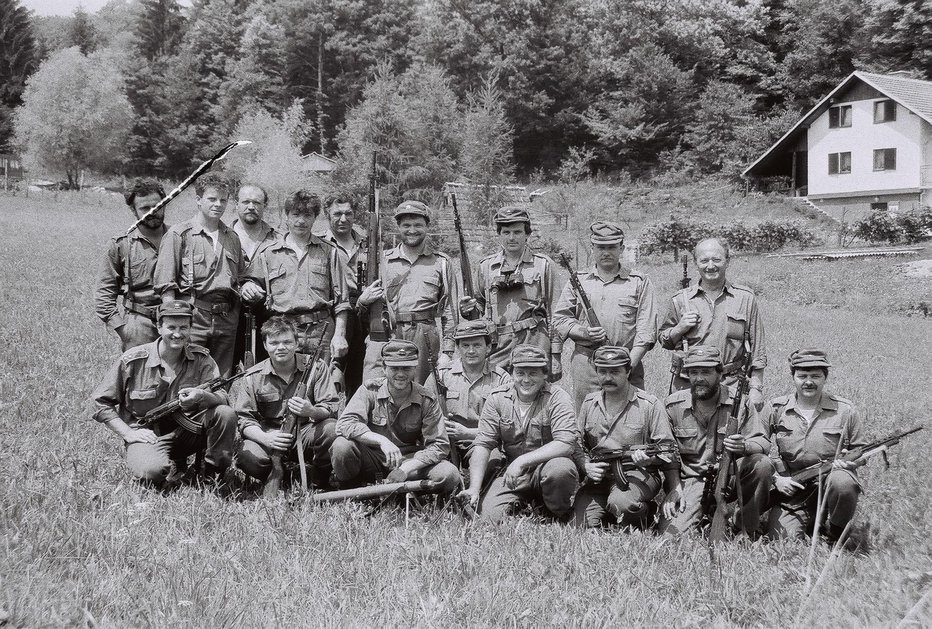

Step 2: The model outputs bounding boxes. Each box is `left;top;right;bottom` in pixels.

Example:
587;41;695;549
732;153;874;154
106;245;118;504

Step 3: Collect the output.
570;350;599;412
479;477;527;524
363;338;386;382
573;486;609;528
191;305;239;377
329;436;385;486
823;469;860;531
659;477;705;535
734;453;775;536
292;317;335;363
407;460;461;496
300;419;337;486
125;435;173;484
339;311;365;399
605;469;662;527
237;438;273;481
395;321;440;385
201;404;237;473
534;457;579;520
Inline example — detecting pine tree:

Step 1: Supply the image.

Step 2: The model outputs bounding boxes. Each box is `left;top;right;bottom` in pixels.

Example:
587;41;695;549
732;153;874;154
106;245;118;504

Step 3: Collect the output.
863;0;932;80
0;0;38;150
69;7;97;54
136;0;186;60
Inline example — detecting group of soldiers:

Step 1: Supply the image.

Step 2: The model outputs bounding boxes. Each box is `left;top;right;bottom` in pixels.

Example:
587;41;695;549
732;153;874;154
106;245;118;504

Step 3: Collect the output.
91;175;865;542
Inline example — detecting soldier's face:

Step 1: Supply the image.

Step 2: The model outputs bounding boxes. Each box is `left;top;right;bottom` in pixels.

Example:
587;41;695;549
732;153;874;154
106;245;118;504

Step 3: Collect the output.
397;217;428;247
513;366;547;400
592;243;622;267
498;224;528;254
328;203;355;236
264;331;297;364
133;193;165;229
385;365;416;391
286;207;317;238
695;243;729;283
158;315;191;350
457;337;489;368
793;368;827;401
237;186;266;225
596;365;629;390
197;186;229;221
687;366;721;400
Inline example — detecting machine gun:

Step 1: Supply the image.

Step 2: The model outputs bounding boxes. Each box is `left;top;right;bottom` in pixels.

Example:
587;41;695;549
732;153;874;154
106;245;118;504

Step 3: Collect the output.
139;367;255;433
365;151;390;342
588;443;680;489
450;192;474;299
557;253;602;344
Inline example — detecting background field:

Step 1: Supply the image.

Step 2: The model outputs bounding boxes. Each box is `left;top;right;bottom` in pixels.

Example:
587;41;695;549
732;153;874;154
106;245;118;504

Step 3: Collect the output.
0;191;930;627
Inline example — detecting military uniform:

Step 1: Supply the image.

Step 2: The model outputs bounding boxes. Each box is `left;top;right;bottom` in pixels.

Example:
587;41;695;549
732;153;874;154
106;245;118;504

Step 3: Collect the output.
242;233;350;362
332;340;460;492
230;218;278;366
96;225;167;350
231;218;278;263
234;356;340;486
361;202;458;384
153;219;245;376
91;302;237;483
659;347;774;535
473;345;579;522
658;281;766;391
553;222;658;411
763;349;866;540
573;347;678;528
467;207;561;373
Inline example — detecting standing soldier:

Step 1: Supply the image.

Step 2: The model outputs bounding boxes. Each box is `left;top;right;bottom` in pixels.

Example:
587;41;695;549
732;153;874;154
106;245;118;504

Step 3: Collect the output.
91;300;237;486
96;178;168;350
317;193;367;398
331;340;461;493
230;183;278;366
764;349;866;543
573;346;680;529
553;221;658;411
153;173;244;377
234;317;339;489
659;346;774;537
458;345;579;523
239;191;350;363
425;320;512;473
658;237;766;409
356;200;458;383
460;206;561;375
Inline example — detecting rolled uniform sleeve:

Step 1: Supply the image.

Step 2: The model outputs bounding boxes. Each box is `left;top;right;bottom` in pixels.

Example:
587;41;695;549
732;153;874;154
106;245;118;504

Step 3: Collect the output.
153;229;183;296
336;386;375;440
96;239;125;330
658;295;683;350
91;359;127;424
748;297;767;371
633;276;658;349
233;373;262;434
330;248;351;316
548;387;578;445
473;395;503;452
573;397;596;472
413;395;450;466
308;360;341;418
740;403;770;455
552;281;581;340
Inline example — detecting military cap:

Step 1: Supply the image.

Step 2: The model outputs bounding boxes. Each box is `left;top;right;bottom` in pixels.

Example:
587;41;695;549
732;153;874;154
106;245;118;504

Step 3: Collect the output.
381;339;420;367
453;319;492;341
789;348;831;369
393;200;431;223
682;345;723;369
589;221;625;245
493;206;531;226
157;300;194;321
510;344;549;368
590;345;631;369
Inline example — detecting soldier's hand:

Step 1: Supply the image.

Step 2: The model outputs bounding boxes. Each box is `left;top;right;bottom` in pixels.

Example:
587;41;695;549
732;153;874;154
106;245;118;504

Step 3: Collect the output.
286;397;315;417
586;326;607;343
459;296;479;317
379;440;403;469
457;486;480;508
262;429;295;452
773;474;804;496
503;458;528;489
661;484;686;519
330;334;349;359
585;461;609;483
832;452;858;471
723;434;747;456
357;280;383;307
748;388;764;412
124;428;158;444
630;449;650;465
240;282;266;303
178;388;204;411
444;420;470;442
677;310;700;333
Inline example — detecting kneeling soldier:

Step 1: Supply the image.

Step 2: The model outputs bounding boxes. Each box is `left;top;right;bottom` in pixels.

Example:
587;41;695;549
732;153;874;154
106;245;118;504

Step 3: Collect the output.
660;346;774;536
764;349;865;543
331;340;461;493
91;300;237;485
234;317;339;488
426;320;512;471
459;345;579;523
573;346;680;529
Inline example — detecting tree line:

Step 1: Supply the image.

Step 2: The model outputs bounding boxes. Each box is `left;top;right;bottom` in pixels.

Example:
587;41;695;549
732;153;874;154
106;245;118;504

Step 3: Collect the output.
2;0;930;192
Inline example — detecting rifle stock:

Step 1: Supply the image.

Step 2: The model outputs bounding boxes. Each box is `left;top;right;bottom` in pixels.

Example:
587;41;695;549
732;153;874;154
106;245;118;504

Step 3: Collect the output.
557;253;602;329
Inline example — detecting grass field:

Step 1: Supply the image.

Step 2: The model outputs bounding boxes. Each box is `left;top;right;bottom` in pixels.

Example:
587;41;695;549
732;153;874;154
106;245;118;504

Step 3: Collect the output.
1;190;930;627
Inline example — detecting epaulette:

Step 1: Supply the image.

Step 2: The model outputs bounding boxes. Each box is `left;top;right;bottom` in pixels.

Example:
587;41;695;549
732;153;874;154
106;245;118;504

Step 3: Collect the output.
434;250;452;260
635;389;660;404
413;381;436;399
492;365;511;380
827;393;854;407
581;390;601;404
628;268;645;279
309;233;334;250
479;252;497;263
768;394;792;409
664;388;691;407
363;378;384;391
489;383;512;395
120;345;150;363
730;283;755;293
187;343;211;356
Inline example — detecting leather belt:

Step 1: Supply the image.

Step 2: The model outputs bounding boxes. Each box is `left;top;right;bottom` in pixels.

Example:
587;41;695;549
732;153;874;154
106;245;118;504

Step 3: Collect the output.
286;310;330;325
497;317;542;335
395;308;436;324
123;297;158;320
194;298;234;314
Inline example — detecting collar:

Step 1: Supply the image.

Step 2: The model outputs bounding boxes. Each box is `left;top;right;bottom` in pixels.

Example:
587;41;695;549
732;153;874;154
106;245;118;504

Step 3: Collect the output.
188;218;229;235
318;227;364;246
386;243;434;261
785;391;838;413
147;339;196;369
376;380;424;408
695;280;735;298
684;383;732;410
449;358;492;378
491;247;535;269
586;264;630;281
594;385;638;415
232;218;276;239
273;232;326;255
131;224;168;244
257;356;308;380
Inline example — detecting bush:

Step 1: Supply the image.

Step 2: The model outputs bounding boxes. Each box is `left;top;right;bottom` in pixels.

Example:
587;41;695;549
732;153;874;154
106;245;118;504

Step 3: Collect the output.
640;214;820;255
533;235;575;264
853;207;932;245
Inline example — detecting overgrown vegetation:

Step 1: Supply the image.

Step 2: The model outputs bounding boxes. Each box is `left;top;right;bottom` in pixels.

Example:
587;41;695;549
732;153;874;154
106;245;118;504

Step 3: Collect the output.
853;206;932;245
640;215;821;256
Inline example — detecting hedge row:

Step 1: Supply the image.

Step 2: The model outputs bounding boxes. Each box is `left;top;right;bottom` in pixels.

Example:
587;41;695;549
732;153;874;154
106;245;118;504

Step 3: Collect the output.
852;207;932;245
640;215;821;255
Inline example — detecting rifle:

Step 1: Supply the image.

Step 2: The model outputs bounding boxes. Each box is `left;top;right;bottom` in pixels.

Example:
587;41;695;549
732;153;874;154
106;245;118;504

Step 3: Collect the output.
126;141;251;234
139;366;256;433
311;479;441;503
365;151;390;342
668;257;692;393
243;306;256;368
680;256;690;290
427;347;461;469
589;443;680;489
767;425;923;512
557;252;602;332
703;330;755;543
450;192;474;298
263;323;330;497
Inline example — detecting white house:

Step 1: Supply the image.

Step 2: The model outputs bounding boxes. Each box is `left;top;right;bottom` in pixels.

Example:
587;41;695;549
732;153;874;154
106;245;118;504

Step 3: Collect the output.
743;71;932;220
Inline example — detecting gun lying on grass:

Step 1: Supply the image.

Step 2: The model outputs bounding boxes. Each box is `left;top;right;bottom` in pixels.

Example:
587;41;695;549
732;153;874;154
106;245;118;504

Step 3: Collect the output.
588;443;680;489
311;480;441;503
702;330;754;543
263;324;330;497
557;253;603;345
139;367;255;433
766;425;924;512
450;192;474;299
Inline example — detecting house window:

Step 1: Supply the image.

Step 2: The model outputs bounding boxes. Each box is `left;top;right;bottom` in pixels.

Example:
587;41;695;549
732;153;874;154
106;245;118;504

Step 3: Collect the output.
870;202;888;211
828;105;852;128
874;100;896;123
828;152;851;174
873;148;896;171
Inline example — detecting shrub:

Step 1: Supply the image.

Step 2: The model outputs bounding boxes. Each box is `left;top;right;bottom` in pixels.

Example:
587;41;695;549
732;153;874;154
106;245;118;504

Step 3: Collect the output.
853;209;905;244
640;215;820;255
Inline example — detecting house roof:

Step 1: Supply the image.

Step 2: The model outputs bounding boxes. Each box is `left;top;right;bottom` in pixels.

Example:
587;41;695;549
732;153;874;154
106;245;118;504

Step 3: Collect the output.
743;71;932;178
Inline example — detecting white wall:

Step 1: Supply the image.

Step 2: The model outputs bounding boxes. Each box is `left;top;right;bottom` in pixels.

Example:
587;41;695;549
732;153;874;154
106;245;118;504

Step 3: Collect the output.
808;98;923;196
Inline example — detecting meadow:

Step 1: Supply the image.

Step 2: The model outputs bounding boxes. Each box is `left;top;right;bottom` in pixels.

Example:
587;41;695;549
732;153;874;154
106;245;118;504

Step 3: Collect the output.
0;190;930;627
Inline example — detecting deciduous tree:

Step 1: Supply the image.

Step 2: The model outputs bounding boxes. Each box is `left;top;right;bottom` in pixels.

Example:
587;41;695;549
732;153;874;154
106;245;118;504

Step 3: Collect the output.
0;0;37;151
